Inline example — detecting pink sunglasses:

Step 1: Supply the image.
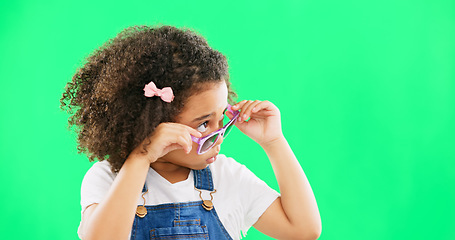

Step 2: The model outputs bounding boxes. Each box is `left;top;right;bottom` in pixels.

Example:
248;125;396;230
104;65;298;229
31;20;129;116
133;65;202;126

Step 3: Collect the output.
191;104;240;155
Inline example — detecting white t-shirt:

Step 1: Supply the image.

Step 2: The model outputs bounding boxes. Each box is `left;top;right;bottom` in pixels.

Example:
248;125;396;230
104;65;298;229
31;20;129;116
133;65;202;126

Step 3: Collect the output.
78;154;280;240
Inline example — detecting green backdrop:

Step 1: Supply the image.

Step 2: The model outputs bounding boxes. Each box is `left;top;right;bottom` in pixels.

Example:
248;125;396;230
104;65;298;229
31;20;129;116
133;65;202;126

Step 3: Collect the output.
0;0;454;239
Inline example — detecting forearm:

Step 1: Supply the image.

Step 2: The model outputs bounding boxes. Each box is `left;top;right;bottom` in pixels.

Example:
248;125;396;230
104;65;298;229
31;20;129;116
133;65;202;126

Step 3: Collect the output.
262;137;321;233
82;155;150;240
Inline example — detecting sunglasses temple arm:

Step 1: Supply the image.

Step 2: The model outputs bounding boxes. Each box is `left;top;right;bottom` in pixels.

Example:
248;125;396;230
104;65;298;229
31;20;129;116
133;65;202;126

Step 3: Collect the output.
227;104;240;118
227;104;235;114
191;135;200;143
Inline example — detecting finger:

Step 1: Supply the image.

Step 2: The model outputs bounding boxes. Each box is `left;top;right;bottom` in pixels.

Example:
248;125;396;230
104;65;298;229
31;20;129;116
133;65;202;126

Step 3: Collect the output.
240;100;262;122
162;143;186;155
182;125;202;138
251;100;273;114
237;100;253;122
161;123;198;153
237;100;259;122
176;135;193;154
174;125;198;153
232;100;247;111
168;122;202;138
184;129;195;153
233;100;252;121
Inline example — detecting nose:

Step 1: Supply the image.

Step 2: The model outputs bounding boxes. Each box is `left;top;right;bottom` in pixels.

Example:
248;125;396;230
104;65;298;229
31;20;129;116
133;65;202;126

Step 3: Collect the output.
215;134;224;146
212;136;223;153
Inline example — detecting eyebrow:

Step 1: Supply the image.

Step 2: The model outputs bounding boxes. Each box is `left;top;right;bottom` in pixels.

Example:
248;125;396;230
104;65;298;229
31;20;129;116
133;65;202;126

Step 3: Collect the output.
191;107;228;123
192;113;214;123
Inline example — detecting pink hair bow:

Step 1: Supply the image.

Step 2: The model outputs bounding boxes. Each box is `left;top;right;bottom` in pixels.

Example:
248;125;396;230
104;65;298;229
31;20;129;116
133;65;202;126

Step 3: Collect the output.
143;81;174;103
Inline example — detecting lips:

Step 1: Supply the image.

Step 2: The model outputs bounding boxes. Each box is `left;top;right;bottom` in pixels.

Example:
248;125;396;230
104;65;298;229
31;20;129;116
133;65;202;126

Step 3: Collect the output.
206;155;218;164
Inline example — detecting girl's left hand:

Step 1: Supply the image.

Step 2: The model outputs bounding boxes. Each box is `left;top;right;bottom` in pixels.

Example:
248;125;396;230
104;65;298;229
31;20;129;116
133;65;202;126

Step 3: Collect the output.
229;100;283;147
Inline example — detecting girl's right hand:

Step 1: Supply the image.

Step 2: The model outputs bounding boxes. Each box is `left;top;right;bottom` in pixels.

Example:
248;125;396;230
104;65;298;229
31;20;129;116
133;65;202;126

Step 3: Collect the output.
130;123;202;164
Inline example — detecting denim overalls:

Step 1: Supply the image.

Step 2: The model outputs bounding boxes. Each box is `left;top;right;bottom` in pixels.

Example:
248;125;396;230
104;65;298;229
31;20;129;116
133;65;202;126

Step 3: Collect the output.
130;167;233;240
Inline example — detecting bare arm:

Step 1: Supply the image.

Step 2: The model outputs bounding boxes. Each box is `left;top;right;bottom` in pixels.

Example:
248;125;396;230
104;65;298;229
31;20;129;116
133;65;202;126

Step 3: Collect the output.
254;137;321;240
80;156;150;240
231;100;321;240
79;123;201;240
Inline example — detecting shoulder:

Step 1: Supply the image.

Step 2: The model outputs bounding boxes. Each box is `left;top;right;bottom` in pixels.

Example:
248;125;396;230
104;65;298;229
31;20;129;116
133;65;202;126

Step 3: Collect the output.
83;160;117;184
211;154;242;170
211;154;260;174
78;161;119;235
80;161;118;211
210;154;247;179
209;154;267;187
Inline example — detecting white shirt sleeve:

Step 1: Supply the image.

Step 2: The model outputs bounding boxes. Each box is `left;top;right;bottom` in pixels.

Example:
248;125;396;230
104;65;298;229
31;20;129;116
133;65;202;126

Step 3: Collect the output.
80;161;117;213
78;161;117;239
212;155;280;238
238;163;280;232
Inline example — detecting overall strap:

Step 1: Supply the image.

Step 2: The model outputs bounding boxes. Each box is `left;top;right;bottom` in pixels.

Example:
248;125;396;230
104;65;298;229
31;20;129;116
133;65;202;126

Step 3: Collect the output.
192;166;214;191
141;167;213;193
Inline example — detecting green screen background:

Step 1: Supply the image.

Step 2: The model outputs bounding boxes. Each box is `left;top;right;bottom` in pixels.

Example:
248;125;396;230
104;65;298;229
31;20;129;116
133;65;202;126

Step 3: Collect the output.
1;0;454;239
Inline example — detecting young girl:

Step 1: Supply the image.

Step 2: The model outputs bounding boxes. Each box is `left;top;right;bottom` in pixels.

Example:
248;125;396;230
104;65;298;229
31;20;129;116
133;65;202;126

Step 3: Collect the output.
61;25;321;240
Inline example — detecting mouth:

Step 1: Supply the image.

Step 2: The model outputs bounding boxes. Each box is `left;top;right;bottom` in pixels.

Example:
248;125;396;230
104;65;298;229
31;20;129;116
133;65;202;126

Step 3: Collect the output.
206;153;219;164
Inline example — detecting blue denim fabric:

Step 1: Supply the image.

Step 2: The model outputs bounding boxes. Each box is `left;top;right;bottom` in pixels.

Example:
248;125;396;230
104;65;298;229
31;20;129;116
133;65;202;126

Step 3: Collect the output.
130;167;233;240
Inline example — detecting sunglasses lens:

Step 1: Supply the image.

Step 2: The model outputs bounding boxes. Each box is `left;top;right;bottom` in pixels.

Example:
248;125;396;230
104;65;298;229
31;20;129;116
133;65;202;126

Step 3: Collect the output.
224;121;234;137
222;113;238;138
200;133;219;153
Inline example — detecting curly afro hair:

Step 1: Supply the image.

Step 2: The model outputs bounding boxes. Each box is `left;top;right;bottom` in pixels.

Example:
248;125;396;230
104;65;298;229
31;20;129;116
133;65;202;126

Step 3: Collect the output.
61;25;236;172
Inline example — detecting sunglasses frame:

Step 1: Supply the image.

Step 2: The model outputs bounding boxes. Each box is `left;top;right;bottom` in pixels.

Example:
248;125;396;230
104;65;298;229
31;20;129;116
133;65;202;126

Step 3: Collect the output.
191;104;240;155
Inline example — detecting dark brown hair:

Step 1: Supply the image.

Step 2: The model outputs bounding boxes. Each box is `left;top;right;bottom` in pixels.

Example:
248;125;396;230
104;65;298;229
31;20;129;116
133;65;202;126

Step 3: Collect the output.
60;25;236;172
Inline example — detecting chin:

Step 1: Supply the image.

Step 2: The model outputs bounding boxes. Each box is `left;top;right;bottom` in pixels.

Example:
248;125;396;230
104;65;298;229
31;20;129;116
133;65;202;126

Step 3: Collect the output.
190;163;209;170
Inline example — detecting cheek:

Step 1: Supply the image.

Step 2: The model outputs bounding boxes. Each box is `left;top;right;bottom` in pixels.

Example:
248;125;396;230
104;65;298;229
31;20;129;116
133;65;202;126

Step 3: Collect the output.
178;142;200;158
163;142;206;164
191;141;199;153
170;142;198;156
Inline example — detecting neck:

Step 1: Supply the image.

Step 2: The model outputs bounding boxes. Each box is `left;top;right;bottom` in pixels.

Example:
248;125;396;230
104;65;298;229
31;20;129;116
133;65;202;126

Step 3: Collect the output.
150;161;191;184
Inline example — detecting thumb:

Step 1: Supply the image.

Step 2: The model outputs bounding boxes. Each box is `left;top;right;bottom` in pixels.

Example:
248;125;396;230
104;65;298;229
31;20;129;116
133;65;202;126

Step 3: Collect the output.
161;143;187;157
